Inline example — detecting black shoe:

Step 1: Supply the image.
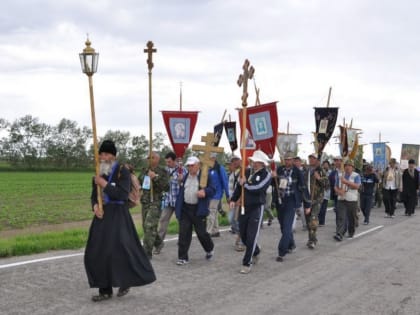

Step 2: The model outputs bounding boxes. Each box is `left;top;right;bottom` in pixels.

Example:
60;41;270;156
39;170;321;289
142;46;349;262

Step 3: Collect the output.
334;234;342;242
276;256;284;262
267;219;272;226
347;234;354;238
210;232;220;237
92;293;112;302
117;287;130;297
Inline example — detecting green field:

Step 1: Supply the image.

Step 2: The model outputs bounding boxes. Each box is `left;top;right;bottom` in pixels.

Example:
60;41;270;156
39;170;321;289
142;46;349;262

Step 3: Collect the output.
0;171;141;230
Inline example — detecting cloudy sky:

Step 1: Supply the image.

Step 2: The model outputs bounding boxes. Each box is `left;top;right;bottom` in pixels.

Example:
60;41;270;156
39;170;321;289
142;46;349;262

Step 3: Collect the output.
1;0;419;161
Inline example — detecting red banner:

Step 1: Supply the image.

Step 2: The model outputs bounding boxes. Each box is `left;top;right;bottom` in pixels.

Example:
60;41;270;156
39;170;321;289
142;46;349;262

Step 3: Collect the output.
238;102;278;158
161;111;199;158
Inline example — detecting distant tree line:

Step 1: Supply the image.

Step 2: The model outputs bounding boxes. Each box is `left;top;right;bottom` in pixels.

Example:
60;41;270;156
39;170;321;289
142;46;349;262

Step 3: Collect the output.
0;115;174;170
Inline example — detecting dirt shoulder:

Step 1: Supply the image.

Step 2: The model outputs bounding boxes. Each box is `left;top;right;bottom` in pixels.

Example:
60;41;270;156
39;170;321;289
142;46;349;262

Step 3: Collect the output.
0;214;143;239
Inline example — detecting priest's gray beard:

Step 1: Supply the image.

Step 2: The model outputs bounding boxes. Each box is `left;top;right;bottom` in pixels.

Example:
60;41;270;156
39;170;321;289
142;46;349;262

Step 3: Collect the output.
99;160;113;176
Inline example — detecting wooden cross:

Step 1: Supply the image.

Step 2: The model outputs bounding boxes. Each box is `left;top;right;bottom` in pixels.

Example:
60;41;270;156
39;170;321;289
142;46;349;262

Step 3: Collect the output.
144;41;157;72
237;59;255;108
192;132;224;188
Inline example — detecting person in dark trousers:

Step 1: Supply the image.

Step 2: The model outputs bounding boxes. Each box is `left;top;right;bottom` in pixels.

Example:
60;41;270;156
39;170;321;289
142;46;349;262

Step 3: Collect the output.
272;151;310;262
360;164;379;224
175;156;215;265
85;140;156;302
382;158;401;218
230;150;272;274
401;159;419;216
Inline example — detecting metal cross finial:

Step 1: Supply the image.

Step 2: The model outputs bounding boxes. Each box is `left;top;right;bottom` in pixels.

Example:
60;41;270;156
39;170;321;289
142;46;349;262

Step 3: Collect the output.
237;59;255;108
144;41;157;72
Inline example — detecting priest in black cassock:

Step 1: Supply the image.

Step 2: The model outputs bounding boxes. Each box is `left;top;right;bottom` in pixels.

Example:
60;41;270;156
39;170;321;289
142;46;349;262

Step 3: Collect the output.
84;140;156;302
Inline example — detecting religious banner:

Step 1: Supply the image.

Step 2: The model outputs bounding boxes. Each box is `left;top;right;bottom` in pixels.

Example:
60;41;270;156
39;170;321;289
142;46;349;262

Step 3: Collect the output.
372;142;387;171
224;121;238;152
213;122;224;147
354;144;364;171
239;128;256;164
239;101;278;158
276;133;298;158
400;144;420;167
161;110;199;158
348;129;360;160
314;107;338;158
338;125;349;158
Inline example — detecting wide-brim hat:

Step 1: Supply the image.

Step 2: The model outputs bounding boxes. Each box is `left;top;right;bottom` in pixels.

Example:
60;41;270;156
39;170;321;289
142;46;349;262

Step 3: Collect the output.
249;150;269;166
185;156;200;166
333;156;343;161
308;153;318;160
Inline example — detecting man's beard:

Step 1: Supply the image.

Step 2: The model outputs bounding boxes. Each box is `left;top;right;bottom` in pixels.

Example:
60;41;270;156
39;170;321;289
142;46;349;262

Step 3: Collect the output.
99;160;113;175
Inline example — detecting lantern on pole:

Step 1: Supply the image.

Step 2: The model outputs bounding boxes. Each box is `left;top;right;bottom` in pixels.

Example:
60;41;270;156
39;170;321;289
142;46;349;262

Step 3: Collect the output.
79;37;103;218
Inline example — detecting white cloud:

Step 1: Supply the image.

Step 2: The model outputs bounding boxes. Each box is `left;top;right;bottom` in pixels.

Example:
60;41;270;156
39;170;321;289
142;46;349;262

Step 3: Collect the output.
1;0;420;164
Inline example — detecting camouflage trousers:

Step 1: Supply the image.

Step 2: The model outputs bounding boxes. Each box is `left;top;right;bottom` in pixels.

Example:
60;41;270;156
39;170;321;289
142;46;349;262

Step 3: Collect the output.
305;202;321;244
141;201;163;257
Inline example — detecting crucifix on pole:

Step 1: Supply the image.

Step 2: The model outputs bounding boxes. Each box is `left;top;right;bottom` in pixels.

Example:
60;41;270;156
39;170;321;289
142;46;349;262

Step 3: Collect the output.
144;40;157;201
237;59;255;215
192;132;224;188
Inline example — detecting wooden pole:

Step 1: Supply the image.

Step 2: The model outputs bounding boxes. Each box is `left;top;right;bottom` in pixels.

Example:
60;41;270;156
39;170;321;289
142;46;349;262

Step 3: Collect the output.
237;59;255;215
326;86;332;107
144;41;157;202
180;81;183;111
88;75;103;218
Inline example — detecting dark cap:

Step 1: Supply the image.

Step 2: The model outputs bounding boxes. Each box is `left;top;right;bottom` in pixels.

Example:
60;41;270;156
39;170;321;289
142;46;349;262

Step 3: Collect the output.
99;140;117;156
409;159;416;164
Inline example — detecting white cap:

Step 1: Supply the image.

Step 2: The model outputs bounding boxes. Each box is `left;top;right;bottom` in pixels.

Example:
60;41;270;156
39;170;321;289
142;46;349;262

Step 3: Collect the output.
248;150;269;166
185;156;200;166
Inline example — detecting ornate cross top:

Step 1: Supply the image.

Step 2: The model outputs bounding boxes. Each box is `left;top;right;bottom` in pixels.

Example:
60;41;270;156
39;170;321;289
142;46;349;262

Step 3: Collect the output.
237;59;255;107
144;41;157;72
192;132;224;188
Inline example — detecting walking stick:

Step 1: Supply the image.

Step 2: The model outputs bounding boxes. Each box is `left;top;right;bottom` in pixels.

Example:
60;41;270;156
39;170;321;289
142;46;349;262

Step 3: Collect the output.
237;59;255;215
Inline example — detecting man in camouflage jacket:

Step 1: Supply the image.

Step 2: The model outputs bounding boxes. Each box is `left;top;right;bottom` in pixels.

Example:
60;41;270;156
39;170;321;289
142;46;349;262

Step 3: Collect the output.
139;152;169;258
303;153;329;249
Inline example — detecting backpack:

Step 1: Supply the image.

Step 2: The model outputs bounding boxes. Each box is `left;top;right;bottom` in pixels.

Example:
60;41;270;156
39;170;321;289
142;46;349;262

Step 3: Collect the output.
119;164;141;208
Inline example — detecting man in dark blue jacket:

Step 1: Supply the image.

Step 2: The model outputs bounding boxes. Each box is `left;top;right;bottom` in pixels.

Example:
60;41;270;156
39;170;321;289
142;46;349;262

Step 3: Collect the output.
175;156;216;265
272;152;311;262
230;150;272;274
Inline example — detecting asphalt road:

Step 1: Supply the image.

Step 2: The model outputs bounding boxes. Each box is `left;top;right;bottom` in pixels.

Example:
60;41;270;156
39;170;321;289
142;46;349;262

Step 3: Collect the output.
1;204;420;315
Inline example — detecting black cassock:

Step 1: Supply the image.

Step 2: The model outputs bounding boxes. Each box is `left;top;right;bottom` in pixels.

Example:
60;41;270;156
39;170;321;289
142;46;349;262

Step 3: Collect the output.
84;163;156;289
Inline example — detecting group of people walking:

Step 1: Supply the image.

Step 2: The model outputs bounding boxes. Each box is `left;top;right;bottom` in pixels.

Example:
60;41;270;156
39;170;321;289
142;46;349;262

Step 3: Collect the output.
84;139;419;302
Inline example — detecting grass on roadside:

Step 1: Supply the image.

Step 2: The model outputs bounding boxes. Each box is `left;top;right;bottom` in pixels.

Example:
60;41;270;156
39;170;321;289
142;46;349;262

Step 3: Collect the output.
0;214;232;258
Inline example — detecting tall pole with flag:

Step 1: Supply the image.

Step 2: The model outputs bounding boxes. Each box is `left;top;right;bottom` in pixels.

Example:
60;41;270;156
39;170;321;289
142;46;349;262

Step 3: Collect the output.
237;59;255;215
144;41;157;202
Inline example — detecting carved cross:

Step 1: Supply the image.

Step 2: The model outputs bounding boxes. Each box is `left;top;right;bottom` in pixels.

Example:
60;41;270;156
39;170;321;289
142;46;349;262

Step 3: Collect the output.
192;132;224;188
144;41;157;72
237;59;255;108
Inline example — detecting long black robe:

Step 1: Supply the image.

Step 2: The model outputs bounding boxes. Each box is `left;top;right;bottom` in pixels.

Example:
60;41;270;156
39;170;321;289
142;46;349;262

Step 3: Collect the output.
84;162;156;289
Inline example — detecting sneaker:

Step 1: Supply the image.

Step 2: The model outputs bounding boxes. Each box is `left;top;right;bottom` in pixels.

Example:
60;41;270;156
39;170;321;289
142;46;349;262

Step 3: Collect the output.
334;234;342;242
276;256;284;262
240;265;252;274
391;215;395;218
153;243;164;255
347;234;354;238
363;221;369;225
385;214;391;218
205;250;214;260
307;242;315;249
288;245;296;253
176;259;189;266
235;243;245;252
